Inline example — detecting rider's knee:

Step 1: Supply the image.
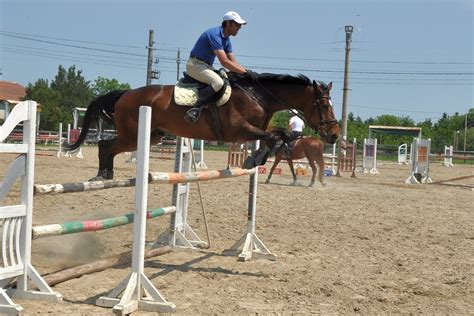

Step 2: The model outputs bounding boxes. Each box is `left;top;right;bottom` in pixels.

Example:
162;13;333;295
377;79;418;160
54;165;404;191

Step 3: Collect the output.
210;77;224;92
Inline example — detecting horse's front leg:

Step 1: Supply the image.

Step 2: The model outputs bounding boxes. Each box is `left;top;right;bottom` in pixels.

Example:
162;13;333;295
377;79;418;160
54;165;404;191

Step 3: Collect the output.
240;126;276;169
265;154;282;184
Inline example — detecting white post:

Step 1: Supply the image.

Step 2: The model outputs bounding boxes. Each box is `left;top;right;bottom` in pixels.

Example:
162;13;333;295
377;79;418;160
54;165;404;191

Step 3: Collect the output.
444;145;454;167
195;139;207;169
167;137;207;249
226;140;277;261
56;123;63;157
96;106;175;314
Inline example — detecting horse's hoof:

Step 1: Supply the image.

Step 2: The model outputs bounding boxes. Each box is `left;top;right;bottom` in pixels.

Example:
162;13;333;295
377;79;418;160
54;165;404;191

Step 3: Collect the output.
264;179;270;184
242;157;256;169
308;182;315;187
89;176;105;181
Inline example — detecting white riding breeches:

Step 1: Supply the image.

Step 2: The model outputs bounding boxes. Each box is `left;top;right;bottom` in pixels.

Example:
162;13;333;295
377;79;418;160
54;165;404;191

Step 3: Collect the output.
186;57;224;92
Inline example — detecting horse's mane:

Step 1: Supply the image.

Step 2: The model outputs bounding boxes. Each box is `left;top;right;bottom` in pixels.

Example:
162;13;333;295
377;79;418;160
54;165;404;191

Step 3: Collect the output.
230;72;312;86
257;73;311;86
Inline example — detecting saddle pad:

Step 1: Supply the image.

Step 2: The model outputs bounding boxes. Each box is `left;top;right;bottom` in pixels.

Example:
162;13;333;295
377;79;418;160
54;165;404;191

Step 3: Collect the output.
174;80;231;107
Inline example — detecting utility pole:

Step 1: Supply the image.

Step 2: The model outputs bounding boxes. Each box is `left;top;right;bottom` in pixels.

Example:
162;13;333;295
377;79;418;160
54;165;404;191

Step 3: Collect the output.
146;30;154;85
176;48;181;81
464;109;468;152
340;25;353;141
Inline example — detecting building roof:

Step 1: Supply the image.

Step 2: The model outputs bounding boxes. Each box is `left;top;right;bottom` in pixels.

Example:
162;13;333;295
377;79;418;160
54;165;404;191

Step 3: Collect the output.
368;125;422;137
0;80;26;103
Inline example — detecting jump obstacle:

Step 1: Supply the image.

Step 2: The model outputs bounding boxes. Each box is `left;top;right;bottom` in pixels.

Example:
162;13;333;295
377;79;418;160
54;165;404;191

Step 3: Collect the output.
32;206;176;239
405;138;433;184
362;138;378;174
1;103;275;315
336;138;357;178
227;142;248;168
0;101;63;314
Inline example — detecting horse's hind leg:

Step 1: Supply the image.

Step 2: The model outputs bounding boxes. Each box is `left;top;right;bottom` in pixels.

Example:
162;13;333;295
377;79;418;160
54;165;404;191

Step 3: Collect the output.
307;159;317;187
315;154;326;187
265;155;281;184
92;138;117;180
287;159;299;186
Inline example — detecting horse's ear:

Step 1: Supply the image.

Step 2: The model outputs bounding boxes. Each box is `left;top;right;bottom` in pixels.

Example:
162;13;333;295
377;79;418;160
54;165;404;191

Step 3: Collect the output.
313;80;322;92
328;82;333;91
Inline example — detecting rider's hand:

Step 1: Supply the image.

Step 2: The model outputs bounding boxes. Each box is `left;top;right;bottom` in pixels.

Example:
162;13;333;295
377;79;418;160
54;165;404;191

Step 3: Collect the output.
245;69;259;81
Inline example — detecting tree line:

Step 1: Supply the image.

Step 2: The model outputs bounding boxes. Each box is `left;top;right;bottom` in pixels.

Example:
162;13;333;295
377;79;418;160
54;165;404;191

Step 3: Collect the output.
23;65;130;130
271;110;473;153
23;65;472;153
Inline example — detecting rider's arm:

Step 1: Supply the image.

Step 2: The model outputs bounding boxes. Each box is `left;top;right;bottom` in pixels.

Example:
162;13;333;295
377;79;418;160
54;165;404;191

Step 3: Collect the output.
215;50;246;73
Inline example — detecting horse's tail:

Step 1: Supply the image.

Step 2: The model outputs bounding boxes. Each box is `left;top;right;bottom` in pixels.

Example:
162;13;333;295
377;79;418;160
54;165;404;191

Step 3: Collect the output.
63;90;128;152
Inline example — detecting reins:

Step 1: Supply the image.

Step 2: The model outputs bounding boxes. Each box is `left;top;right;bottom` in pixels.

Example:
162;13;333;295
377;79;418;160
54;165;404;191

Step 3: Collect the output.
247;79;338;135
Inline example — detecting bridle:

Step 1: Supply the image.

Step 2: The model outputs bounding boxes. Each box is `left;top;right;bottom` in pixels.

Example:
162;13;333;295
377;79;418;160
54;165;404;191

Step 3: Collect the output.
311;95;339;138
236;76;338;137
288;92;338;138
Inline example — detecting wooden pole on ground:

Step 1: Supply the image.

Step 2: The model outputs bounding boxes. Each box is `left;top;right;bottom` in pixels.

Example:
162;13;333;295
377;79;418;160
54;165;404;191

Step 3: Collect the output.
43;246;172;286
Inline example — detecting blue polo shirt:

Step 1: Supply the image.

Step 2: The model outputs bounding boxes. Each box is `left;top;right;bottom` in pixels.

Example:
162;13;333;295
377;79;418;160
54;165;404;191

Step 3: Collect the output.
190;26;233;65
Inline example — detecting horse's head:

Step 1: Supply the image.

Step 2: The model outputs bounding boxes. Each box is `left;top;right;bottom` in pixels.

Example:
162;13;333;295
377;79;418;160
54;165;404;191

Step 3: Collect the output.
301;80;339;144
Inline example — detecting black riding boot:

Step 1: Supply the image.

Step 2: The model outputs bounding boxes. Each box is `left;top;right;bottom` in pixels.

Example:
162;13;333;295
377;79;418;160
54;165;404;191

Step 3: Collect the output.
184;85;216;124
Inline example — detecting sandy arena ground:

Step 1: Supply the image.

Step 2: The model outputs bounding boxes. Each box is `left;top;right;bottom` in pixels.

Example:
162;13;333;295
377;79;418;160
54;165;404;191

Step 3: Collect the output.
1;146;473;315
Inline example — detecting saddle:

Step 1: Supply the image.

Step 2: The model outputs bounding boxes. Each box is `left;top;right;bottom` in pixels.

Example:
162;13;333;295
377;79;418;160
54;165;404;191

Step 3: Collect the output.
174;69;232;107
275;134;303;159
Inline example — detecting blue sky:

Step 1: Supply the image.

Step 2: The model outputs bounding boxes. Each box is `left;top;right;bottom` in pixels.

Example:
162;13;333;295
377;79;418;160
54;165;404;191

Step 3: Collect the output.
0;0;472;123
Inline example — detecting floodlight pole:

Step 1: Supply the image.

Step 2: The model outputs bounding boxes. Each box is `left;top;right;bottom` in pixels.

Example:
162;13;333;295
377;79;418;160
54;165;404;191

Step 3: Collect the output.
340;25;353;141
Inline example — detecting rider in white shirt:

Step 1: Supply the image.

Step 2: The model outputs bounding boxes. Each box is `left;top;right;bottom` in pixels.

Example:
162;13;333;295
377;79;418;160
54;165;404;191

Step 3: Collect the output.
288;110;305;143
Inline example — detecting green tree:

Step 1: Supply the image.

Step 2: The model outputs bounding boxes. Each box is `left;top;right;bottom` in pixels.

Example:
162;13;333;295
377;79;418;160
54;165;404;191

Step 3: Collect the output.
91;76;131;97
373;114;401;126
24;79;63;130
51;65;93;114
270;110;289;129
347;112;368;142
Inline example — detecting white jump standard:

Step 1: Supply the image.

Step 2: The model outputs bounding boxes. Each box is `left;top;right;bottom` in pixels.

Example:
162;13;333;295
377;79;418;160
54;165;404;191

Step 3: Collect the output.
0;101;62;315
405;138;433;184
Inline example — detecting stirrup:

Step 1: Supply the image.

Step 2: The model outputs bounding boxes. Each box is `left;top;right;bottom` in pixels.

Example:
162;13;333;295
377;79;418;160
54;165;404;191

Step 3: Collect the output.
184;107;202;124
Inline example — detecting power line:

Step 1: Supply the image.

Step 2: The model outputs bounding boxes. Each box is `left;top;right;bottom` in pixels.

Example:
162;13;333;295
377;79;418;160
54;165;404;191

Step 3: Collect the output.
2;30;472;66
1;44;146;63
0;32;148;58
2;48;146;70
0;30;144;49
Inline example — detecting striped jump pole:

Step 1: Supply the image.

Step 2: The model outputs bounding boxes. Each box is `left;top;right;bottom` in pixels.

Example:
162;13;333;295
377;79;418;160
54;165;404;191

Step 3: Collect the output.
32;206;176;239
34;168;255;195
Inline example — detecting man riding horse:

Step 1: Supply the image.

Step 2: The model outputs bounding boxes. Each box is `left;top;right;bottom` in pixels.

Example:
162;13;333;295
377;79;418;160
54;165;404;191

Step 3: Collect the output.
62;12;340;181
184;11;257;124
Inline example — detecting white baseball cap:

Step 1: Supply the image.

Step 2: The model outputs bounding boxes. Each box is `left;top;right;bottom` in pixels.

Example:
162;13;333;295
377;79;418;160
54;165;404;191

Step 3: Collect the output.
223;11;247;25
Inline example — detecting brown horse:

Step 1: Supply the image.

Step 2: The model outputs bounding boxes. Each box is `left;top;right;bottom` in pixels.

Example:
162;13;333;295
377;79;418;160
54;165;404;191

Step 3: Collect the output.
65;73;339;180
264;136;326;187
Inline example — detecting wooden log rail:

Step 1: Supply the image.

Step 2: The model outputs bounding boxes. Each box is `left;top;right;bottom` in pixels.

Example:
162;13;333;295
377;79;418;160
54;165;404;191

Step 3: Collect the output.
34;168;256;195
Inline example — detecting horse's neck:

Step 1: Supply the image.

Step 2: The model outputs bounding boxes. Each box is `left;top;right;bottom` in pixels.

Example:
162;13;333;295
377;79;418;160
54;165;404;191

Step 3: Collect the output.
262;83;309;112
